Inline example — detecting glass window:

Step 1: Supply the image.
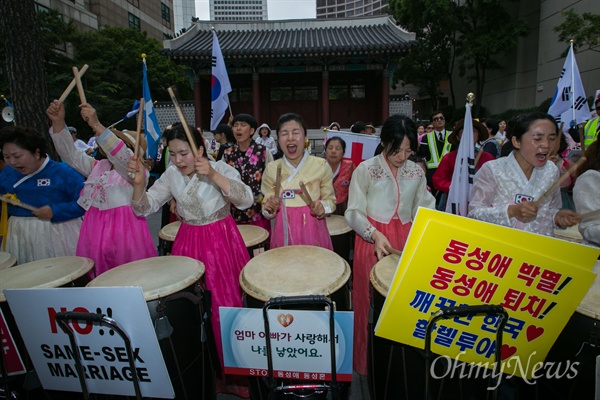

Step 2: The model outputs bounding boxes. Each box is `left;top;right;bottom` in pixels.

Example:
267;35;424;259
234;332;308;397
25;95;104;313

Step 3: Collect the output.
239;88;253;102
350;85;365;99
295;87;318;101
270;87;293;101
128;13;140;31
329;85;347;100
127;0;140;7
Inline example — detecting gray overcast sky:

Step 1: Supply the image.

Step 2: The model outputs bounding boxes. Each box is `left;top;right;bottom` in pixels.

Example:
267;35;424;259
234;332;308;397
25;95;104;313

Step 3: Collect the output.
194;0;316;20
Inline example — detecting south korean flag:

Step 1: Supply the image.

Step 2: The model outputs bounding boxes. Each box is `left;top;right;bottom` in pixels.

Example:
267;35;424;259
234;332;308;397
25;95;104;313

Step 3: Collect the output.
37;178;51;186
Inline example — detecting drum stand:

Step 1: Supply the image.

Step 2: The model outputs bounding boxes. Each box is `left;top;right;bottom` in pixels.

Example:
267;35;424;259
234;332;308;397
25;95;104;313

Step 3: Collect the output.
55;312;142;400
424;305;508;400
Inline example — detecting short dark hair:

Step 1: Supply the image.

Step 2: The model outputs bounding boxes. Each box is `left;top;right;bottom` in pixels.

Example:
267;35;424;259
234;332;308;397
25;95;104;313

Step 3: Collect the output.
503;112;558;154
232;114;258;130
164;123;207;157
351;121;366;133
429;110;444;121
380;115;418;157
480;118;499;136
0;125;48;157
276;113;307;137
325;136;347;152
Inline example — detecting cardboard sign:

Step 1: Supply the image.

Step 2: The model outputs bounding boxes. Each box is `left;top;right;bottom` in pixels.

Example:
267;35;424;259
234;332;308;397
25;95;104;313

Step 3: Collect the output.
0;307;26;376
220;307;353;381
375;208;599;379
4;287;174;398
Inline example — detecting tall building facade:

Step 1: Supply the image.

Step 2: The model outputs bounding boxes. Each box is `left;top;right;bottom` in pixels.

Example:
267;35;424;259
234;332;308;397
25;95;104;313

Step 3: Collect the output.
34;0;174;41
316;0;387;19
173;0;195;33
210;0;268;21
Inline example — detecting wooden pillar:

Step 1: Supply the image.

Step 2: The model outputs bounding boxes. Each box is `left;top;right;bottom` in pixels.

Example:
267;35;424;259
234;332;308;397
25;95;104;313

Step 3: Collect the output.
381;67;390;123
252;71;260;121
193;76;202;128
321;70;330;127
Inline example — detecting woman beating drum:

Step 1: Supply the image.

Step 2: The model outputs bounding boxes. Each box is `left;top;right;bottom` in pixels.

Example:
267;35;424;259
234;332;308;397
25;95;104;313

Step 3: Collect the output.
46;101;157;277
0;126;85;264
127;123;254;396
261;113;337;249
345;115;436;376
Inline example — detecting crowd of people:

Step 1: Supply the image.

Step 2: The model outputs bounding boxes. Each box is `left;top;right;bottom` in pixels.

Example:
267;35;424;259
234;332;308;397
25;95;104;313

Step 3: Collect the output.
0;98;598;396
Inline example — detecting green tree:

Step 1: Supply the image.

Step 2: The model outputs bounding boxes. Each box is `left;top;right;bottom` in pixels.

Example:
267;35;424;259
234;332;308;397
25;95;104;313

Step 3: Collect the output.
554;9;600;54
67;26;192;136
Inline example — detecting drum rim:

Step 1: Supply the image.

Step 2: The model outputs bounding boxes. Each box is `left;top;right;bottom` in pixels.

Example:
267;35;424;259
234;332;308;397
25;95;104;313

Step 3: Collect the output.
0;252;17;271
370;254;400;298
87;256;205;301
239;246;351;302
576;260;600;320
326;215;352;235
0;256;94;302
237;225;270;247
158;220;182;241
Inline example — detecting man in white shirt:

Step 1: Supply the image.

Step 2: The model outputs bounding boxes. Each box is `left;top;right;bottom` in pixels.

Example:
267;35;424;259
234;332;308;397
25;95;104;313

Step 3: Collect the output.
69;126;94;155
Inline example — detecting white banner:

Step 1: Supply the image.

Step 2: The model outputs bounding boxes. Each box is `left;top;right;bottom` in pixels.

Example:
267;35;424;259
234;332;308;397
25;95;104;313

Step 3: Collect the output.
326;130;380;164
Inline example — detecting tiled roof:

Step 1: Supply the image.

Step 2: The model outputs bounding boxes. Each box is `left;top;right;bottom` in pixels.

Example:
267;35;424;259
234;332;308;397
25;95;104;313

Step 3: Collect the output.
162;16;416;61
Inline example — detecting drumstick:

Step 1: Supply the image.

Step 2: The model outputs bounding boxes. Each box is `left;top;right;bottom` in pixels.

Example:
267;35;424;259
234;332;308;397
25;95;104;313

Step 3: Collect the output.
298;181;314;208
384;245;402;257
167;86;198;157
274;164;282;199
58;64;89;104
579;209;600;220
535;157;586;206
72;66;87;105
134;97;145;158
1;196;39;212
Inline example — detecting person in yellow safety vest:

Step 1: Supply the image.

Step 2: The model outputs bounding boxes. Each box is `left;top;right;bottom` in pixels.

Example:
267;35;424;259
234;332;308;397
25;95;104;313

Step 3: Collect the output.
583;98;600;150
417;111;452;201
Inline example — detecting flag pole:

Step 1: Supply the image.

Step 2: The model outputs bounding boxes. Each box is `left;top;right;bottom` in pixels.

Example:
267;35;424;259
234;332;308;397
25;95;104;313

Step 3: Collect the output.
570;40;575;125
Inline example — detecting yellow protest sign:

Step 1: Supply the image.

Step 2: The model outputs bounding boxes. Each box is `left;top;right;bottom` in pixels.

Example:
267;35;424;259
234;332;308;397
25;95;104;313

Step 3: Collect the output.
375;209;599;379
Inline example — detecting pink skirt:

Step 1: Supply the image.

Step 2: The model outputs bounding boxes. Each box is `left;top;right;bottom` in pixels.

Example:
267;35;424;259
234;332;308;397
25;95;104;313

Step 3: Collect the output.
78;206;157;278
353;216;412;376
270;205;333;250
171;215;250;371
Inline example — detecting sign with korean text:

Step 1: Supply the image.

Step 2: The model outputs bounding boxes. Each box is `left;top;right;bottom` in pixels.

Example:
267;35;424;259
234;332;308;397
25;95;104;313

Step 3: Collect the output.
376;208;599;379
0;307;26;376
4;288;174;398
220;307;353;381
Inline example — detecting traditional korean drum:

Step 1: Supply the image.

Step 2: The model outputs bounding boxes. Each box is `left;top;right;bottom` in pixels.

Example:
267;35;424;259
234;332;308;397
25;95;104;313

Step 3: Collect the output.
0;251;17;271
553;224;583;243
157;221;181;255
237;224;269;258
87;256;212;399
0;257;94;384
240;245;351;311
326;215;353;265
538;261;600;399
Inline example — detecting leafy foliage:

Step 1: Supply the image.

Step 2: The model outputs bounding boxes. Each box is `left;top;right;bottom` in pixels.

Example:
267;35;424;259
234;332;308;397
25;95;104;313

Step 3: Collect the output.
553;9;600;55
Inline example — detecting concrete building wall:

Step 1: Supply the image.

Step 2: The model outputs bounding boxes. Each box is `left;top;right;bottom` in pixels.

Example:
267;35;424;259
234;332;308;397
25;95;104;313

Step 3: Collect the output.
173;0;195;33
316;0;387;19
210;0;268;21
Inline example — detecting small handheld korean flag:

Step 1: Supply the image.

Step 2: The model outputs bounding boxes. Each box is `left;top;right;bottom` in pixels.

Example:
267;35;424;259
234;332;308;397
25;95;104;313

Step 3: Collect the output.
210;31;232;130
548;43;589;125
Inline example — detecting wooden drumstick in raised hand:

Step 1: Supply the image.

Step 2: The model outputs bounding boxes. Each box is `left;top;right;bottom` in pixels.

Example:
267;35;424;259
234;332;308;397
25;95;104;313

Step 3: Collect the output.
134;97;145;159
298;181;314;208
58;64;88;104
167;86;197;157
72;66;87;105
535;157;586;206
274;164;282;199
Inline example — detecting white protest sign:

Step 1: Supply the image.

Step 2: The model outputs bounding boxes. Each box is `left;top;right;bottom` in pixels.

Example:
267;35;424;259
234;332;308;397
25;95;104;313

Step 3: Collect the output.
4;287;174;398
221;307;353;381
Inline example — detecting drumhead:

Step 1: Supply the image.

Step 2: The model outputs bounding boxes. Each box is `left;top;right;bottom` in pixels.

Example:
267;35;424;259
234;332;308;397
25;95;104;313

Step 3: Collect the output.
158;221;182;242
0;256;94;302
370;254;401;297
554;224;582;243
326;215;352;236
238;225;269;247
240;246;350;301
87;256;205;301
0;251;16;271
577;260;600;320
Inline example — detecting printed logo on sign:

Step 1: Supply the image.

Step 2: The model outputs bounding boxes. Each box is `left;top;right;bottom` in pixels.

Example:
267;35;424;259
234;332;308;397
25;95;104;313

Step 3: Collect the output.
514;194;534;204
37;178;51;186
282;190;295;200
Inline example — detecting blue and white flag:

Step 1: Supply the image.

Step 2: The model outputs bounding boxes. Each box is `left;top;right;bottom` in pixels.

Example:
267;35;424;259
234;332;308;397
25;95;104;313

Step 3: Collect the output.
548;44;589;125
125;100;140;119
143;58;161;159
445;103;475;216
210;31;232;131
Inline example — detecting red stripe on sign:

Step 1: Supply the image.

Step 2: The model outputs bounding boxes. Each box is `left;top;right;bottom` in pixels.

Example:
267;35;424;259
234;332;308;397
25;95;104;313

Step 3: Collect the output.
350;142;364;166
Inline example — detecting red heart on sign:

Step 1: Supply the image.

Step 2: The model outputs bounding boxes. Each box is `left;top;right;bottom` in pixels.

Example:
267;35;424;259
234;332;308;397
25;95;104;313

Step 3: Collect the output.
277;313;294;328
501;344;517;360
526;325;544;342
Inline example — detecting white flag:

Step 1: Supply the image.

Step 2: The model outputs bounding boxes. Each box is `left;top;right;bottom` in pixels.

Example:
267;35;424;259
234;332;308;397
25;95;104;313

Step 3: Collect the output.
548;44;589;125
326;130;381;165
210;31;232;130
445;103;475;216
